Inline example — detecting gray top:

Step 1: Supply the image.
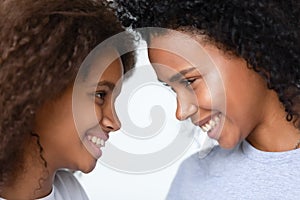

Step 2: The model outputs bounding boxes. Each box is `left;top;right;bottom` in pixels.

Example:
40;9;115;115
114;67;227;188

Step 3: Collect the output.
167;140;300;200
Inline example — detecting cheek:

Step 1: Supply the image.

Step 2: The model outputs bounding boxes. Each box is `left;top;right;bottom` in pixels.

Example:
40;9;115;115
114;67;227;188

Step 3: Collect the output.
204;71;228;112
73;94;99;134
193;80;217;110
94;103;103;122
194;88;212;109
226;72;265;108
221;77;269;136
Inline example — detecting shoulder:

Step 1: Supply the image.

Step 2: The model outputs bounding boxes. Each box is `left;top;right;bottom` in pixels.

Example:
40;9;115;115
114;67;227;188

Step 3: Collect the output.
172;143;244;183
53;170;89;200
167;144;244;199
180;143;242;171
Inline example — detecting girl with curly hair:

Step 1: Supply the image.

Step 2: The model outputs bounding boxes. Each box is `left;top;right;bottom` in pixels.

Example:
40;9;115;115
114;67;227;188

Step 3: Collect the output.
115;0;300;199
0;0;135;199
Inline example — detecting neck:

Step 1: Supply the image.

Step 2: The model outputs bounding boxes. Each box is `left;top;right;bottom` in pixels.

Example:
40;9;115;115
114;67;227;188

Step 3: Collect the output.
0;140;56;199
247;91;300;152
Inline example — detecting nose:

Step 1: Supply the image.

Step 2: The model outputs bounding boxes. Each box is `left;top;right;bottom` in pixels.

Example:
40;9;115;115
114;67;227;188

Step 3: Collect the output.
100;105;121;132
175;95;198;121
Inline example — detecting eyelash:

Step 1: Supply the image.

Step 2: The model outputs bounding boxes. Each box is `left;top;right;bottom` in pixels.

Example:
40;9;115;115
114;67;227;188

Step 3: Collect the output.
95;91;107;100
180;78;196;87
163;83;170;87
162;82;176;93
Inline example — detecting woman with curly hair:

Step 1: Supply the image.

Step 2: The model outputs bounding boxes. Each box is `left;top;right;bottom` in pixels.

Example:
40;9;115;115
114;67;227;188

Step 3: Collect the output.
115;0;300;199
0;0;135;199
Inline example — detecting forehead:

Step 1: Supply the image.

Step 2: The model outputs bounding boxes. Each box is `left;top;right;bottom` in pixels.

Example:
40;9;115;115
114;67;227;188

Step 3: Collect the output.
85;48;123;84
148;32;215;76
149;48;190;72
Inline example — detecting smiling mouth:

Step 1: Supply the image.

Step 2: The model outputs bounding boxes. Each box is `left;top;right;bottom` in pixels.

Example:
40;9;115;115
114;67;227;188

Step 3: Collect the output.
199;113;221;133
87;135;106;148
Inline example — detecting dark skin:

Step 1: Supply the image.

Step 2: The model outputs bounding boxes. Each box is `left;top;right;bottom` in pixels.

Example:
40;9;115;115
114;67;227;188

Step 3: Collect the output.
0;0;135;198
1;51;123;199
148;31;300;151
114;0;300;130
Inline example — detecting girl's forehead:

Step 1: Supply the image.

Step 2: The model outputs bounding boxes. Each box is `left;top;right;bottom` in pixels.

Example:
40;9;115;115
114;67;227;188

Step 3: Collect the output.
79;47;122;80
148;34;222;73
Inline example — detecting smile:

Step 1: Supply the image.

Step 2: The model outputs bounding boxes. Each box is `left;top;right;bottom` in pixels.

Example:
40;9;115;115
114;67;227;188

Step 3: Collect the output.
87;135;106;148
200;114;221;133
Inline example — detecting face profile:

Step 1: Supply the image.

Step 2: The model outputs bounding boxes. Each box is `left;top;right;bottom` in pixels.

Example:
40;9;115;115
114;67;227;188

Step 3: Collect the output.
113;1;299;199
35;48;124;173
0;0;136;198
148;30;294;149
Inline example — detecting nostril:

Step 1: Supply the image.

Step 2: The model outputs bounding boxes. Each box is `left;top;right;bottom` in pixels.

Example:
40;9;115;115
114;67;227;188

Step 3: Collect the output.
100;117;120;132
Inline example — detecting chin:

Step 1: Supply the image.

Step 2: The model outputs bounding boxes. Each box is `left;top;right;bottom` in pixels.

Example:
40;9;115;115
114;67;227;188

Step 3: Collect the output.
81;167;94;174
77;158;97;173
80;164;96;173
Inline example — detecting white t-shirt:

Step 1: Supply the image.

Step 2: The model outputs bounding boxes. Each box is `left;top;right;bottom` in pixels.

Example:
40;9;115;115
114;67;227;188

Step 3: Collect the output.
0;170;89;200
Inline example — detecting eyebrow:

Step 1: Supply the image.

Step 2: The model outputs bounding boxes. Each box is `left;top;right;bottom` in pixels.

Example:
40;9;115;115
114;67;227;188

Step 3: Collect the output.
169;68;196;82
96;81;115;90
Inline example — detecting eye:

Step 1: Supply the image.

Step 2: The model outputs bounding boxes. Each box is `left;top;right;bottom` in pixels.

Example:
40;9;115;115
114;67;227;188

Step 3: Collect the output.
162;82;170;87
161;82;176;93
95;91;107;99
180;78;196;87
95;90;107;105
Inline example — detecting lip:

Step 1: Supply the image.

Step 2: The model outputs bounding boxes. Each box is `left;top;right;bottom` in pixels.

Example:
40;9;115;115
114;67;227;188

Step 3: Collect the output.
193;112;221;127
206;116;222;140
87;131;109;141
85;131;109;159
193;112;222;140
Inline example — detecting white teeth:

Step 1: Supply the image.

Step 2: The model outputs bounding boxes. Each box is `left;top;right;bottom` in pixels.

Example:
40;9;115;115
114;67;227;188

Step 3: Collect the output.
88;135;105;148
209;120;215;127
202;126;208;132
214;115;220;123
96;138;101;145
205;124;211;130
200;114;221;133
100;139;105;146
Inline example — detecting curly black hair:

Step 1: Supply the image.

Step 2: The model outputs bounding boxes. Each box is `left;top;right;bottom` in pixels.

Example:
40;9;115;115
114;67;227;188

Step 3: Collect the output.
114;0;300;129
0;0;135;188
